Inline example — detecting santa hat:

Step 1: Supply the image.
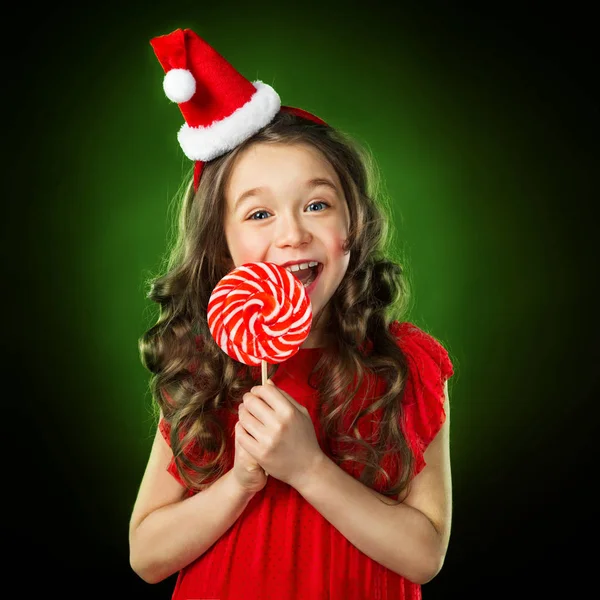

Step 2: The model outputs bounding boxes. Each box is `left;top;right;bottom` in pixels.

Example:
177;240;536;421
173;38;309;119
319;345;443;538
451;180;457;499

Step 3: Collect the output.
150;28;328;191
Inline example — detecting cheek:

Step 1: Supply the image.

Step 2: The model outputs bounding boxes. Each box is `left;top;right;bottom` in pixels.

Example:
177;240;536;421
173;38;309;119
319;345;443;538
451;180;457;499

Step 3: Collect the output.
327;224;350;258
226;226;266;265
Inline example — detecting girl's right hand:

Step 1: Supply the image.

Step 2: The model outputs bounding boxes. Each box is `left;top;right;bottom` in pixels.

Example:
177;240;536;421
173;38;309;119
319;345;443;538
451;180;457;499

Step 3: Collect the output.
233;420;268;494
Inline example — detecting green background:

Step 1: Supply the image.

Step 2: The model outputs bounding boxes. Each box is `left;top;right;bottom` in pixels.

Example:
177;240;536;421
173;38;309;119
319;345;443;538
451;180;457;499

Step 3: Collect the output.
6;2;596;598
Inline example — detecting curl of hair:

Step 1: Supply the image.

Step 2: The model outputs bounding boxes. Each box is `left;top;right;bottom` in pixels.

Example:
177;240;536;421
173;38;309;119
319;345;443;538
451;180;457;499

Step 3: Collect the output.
139;111;415;501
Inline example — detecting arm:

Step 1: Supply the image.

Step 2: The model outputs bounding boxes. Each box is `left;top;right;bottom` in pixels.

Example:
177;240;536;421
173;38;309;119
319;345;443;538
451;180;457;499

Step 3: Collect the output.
129;414;256;584
294;380;452;585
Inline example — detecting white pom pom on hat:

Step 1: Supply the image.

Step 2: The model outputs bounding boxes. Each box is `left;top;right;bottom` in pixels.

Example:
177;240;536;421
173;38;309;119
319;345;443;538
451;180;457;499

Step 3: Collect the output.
163;68;196;103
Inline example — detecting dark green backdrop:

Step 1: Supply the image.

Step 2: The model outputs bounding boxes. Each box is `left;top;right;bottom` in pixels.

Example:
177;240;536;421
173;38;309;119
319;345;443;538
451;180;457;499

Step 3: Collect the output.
6;2;597;598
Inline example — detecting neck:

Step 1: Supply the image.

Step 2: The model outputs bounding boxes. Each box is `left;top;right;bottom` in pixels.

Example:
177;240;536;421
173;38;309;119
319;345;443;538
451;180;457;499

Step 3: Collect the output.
301;302;333;348
300;328;332;349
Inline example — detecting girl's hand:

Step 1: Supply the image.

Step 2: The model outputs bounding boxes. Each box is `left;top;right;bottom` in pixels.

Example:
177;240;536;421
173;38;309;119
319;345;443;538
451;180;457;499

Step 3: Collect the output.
233;420;269;494
237;380;324;490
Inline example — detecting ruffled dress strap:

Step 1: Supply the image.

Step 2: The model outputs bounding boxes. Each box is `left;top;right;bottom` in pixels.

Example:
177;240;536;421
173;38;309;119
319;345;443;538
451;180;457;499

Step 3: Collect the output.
390;321;455;476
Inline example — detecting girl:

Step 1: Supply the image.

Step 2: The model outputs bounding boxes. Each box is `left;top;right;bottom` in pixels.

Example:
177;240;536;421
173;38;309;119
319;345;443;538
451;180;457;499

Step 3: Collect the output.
129;28;455;600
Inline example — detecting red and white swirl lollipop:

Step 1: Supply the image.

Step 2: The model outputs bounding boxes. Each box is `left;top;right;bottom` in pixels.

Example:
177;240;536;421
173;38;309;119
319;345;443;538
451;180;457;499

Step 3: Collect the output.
207;262;312;380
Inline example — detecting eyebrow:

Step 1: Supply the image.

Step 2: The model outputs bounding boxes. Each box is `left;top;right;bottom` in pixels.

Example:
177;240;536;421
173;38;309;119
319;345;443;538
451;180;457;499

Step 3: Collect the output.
233;178;340;211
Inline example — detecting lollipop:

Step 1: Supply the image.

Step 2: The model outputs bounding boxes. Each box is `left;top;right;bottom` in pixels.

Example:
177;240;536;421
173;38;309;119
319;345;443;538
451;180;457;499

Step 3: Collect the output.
207;262;313;383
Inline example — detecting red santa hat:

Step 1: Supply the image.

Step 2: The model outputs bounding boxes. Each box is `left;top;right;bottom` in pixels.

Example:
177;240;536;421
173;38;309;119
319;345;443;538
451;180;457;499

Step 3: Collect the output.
150;28;328;191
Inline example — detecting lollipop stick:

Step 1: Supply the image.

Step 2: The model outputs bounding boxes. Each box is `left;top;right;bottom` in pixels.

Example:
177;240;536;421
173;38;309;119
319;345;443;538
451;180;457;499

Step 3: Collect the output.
260;359;269;478
261;359;267;385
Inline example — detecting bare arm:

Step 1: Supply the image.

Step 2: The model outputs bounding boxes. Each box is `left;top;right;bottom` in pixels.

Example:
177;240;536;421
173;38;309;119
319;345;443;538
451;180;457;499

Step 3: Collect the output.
129;417;256;584
294;380;452;585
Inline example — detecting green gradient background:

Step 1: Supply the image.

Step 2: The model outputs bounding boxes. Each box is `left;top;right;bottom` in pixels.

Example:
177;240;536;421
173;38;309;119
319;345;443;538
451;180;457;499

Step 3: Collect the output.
6;2;597;598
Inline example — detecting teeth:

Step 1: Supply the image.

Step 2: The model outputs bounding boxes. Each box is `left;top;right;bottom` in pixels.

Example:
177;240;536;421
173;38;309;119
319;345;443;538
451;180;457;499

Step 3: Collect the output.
284;261;319;273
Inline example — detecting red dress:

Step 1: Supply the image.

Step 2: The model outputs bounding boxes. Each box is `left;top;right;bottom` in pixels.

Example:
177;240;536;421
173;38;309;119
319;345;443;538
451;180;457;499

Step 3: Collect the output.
158;321;454;599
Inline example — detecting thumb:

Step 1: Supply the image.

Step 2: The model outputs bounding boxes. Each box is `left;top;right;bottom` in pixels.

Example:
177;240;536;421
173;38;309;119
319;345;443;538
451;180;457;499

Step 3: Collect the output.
270;382;306;413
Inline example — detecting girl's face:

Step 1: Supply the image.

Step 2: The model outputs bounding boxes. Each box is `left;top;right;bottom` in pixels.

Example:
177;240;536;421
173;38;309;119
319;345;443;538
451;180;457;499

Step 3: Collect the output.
223;142;351;347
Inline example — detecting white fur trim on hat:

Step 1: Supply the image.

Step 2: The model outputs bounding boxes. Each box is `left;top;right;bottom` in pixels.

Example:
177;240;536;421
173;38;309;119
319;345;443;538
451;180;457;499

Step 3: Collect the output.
177;81;281;161
163;68;197;103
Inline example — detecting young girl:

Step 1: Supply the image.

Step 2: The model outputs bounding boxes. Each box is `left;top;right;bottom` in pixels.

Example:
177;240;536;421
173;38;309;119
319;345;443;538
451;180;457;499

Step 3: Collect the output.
129;28;455;600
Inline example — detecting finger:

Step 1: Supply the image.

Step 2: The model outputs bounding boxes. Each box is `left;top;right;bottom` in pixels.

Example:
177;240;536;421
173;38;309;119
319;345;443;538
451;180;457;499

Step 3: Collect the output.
239;405;265;443
243;393;277;427
260;382;307;415
235;420;245;441
236;421;260;455
251;384;296;416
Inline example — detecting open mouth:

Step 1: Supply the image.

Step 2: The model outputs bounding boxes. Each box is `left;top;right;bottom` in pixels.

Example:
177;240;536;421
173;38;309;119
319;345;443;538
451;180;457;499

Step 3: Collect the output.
286;263;322;289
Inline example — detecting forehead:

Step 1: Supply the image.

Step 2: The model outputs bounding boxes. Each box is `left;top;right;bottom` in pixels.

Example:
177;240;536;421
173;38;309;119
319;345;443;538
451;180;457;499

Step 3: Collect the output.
225;142;340;198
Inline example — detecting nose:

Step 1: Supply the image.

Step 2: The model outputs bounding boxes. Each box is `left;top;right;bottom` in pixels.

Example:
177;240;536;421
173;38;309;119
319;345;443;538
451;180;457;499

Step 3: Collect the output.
274;213;312;248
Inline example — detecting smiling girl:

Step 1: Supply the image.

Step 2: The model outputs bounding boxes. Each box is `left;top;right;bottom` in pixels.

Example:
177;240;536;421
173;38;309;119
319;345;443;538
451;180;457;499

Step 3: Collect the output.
129;27;455;600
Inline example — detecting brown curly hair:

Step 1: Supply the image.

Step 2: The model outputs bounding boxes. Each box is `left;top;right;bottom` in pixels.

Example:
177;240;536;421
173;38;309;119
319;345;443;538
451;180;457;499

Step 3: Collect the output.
138;111;415;500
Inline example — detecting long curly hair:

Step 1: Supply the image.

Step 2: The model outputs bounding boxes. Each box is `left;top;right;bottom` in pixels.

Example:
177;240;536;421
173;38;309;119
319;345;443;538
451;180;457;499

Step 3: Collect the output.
139;111;415;500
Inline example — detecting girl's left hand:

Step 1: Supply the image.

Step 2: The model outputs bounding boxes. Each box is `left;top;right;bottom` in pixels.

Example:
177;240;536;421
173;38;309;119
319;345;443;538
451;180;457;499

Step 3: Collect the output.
237;380;324;489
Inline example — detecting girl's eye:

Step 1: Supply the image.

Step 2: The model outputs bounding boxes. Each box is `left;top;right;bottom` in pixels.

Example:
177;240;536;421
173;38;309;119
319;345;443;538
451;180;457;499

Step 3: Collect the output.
247;201;329;221
307;201;329;212
248;210;270;221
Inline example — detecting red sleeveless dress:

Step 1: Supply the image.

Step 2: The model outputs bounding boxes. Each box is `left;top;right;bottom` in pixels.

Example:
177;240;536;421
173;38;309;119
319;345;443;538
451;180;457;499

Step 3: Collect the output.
158;321;454;599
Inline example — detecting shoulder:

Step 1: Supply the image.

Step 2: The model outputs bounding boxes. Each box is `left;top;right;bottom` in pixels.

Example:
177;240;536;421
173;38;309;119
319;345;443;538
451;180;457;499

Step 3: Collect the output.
389;320;454;382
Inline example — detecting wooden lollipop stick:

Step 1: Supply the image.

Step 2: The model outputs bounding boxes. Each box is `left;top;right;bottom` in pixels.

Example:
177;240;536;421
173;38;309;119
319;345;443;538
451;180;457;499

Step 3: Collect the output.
261;359;269;477
261;359;267;385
